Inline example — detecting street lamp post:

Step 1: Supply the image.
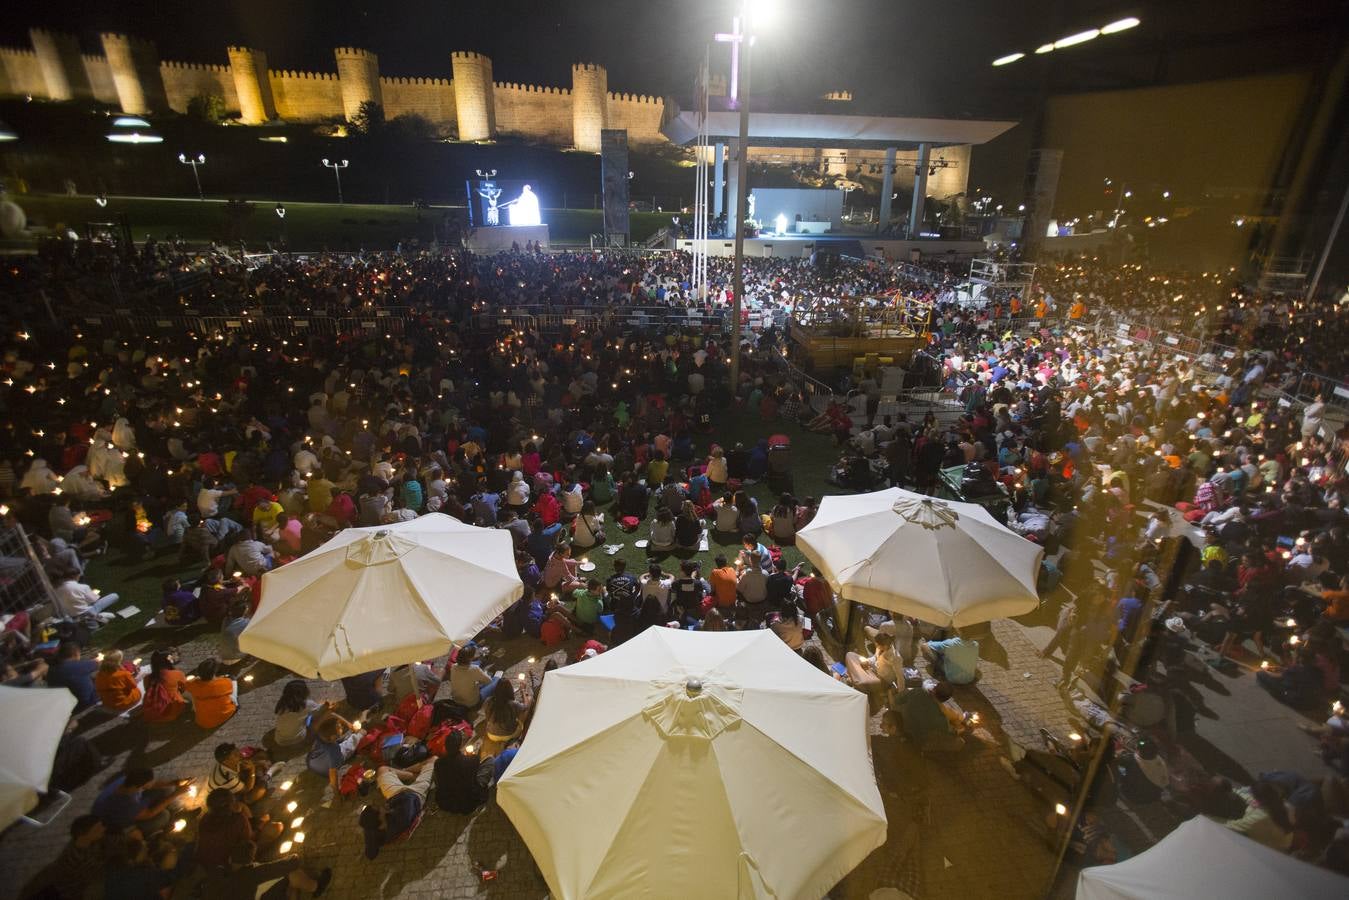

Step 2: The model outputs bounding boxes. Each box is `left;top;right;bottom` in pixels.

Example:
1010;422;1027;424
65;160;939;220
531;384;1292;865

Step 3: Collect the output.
716;9;756;396
178;153;206;200
322;158;349;204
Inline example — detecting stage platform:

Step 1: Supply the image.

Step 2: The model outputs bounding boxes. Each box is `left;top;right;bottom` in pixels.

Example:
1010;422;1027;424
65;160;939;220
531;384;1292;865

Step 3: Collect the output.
467;224;550;252
675;235;986;260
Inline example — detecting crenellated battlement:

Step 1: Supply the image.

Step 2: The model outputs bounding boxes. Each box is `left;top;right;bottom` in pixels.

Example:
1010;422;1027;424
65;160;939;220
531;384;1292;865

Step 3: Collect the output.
572;62;606;73
161;60;230;74
334;47;377;60
608;91;662;105
451;51;490;62
496;81;570;96
270;69;339;82
383;76;451;87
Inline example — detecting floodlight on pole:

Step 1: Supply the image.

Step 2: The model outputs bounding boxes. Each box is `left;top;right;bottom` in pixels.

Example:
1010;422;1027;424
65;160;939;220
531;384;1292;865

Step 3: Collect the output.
177;152;206;200
321;158;349;204
1054;29;1100;49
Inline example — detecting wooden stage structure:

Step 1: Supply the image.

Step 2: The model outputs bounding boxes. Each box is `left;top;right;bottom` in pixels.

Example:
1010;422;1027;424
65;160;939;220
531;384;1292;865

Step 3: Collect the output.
788;291;933;371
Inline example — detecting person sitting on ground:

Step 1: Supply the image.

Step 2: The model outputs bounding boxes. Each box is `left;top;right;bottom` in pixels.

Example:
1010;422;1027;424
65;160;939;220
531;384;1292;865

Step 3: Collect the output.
769;600;807;650
98;832;177;900
571;500;605;550
184;658;239;728
274;679;330;749
194;787;275;871
52;568;120;620
140;650;189;724
479;678;525;759
360;761;435;860
46;639;99;710
44;814;109;900
198;568;248;628
448;643;499;709
845;631;902;703
639;562;673;615
674;500;703;550
433;730;492;815
208;741;273;808
737;553;769;614
541;542;585;594
1218;778;1295;851
93;649;143;713
91;766;191;835
199;840;332;900
389;661;441;706
886;678;966;753
340;667;387;716
736;533;772;573
712;493;740;536
160;577;199;626
306;714;361;807
225;527;274;577
219;598;252;666
572;578;606;634
668;560;707;625
921;631;980;684
709;554;739;611
647;508;678;554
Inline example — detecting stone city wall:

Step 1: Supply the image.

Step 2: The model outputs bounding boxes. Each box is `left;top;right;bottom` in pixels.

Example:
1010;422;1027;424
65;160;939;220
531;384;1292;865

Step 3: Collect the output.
0;28;671;151
493;81;572;145
159;61;238;114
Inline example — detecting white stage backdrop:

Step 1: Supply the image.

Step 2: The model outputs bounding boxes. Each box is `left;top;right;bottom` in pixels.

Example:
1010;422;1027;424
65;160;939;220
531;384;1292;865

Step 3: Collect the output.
749;188;844;233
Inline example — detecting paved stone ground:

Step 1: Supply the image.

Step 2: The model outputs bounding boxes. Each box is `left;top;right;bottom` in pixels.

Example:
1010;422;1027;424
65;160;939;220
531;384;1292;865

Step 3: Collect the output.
4;610;1094;900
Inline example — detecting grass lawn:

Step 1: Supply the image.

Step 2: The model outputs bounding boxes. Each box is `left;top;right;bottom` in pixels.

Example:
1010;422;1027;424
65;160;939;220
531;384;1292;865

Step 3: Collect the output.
85;406;843;651
11;194;668;249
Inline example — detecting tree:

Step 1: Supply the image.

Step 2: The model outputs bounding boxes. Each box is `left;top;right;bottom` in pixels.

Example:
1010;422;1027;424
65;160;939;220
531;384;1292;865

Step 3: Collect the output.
186;94;226;124
349;101;385;136
387;113;437;144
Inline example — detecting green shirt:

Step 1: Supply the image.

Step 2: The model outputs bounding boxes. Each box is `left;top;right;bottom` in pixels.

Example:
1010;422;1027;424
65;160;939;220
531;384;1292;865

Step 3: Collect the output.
573;589;605;624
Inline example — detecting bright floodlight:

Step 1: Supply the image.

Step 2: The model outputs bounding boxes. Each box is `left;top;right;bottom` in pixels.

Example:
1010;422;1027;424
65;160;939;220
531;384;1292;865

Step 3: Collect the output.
0;121;16;142
746;0;781;27
112;116;151;128
1101;17;1140;34
1054;28;1100;49
1035;43;1055;54
107;131;163;144
992;52;1024;66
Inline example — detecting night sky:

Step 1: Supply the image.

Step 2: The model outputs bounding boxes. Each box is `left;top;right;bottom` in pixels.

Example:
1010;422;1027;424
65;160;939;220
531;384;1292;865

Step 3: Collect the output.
6;1;1345;120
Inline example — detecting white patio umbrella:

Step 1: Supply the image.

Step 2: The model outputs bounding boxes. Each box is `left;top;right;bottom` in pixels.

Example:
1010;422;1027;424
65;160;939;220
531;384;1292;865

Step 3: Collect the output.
797;487;1042;627
239;513;522;679
498;628;887;900
0;685;77;828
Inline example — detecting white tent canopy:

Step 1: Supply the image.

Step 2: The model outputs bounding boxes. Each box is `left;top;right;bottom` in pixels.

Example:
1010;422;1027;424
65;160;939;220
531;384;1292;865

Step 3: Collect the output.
1076;815;1349;900
797;487;1043;627
0;686;77;829
240;513;522;679
498;628;887;900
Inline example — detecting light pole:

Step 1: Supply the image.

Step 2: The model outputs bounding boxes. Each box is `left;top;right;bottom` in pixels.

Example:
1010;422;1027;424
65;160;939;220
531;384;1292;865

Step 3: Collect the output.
177;152;205;200
322;158;349;204
716;3;769;396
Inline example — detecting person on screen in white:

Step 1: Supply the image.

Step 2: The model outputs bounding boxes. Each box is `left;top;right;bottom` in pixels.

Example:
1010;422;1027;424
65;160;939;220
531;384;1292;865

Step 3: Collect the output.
507;184;541;226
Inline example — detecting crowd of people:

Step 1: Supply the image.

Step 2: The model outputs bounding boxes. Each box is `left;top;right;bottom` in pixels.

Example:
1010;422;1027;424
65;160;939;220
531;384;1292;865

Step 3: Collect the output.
0;244;1346;896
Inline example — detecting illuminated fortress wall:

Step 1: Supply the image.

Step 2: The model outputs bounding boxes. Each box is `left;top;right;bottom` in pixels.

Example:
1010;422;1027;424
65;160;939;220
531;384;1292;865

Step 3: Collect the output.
0;28;669;149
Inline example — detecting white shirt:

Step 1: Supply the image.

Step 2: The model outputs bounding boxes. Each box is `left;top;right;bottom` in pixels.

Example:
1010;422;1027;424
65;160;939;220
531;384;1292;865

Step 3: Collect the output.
55;580;101;617
197;488;225;517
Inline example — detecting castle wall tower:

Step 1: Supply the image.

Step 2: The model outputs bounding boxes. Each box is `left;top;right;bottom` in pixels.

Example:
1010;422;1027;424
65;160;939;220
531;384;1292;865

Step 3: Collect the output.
334;47;382;122
227;46;276;123
451;52;495;140
100;33;167;114
571;62;608;152
28;29;92;101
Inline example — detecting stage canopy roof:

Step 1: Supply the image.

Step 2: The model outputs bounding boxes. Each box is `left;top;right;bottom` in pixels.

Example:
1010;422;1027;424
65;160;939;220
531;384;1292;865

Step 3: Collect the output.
662;109;1017;150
